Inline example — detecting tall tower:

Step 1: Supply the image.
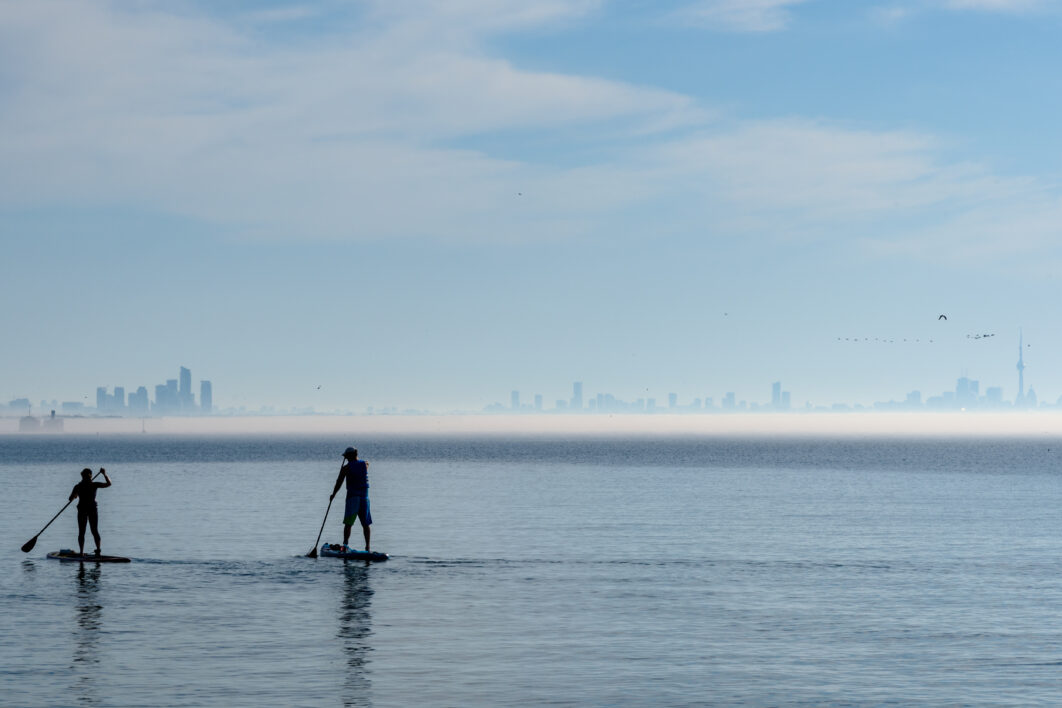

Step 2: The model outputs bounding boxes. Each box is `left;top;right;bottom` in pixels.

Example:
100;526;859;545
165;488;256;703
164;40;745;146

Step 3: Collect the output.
179;367;193;410
200;381;213;414
1016;330;1026;408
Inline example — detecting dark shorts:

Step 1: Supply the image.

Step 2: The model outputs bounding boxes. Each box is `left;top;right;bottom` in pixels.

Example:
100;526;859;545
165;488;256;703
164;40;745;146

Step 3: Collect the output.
343;496;371;527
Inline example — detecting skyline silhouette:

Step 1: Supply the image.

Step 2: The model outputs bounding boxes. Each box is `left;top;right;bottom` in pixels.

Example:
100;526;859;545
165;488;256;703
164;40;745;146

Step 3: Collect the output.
2;332;1056;420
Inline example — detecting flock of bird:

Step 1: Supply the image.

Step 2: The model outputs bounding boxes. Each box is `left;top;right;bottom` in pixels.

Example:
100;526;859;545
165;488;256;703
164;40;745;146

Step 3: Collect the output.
835;314;1000;345
837;337;935;343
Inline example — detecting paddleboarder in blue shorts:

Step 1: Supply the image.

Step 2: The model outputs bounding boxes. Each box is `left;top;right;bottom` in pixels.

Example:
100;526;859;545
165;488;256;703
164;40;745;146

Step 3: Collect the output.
331;447;372;552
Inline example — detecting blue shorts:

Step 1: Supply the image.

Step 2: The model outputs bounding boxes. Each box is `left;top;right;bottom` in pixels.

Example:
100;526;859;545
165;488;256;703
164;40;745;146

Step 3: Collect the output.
343;496;372;527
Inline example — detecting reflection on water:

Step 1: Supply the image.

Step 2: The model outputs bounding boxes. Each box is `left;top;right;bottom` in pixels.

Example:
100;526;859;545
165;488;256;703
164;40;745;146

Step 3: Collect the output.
72;563;102;706
339;563;374;708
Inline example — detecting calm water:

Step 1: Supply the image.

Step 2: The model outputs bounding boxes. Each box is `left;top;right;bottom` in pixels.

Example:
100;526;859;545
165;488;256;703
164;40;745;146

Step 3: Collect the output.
3;434;1062;706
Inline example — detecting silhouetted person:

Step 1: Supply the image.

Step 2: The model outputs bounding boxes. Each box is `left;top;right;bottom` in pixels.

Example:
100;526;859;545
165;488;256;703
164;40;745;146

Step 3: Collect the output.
69;468;111;556
331;448;372;552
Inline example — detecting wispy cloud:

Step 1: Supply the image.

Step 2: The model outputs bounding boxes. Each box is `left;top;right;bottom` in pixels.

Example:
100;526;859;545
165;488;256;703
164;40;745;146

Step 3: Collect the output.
0;0;688;240
870;0;1054;28
675;0;813;32
627;119;1054;256
941;0;1047;12
1;0;1060;271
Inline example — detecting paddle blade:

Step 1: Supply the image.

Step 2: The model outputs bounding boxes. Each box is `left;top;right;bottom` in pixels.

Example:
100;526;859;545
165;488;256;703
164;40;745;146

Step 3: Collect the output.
21;536;38;553
306;547;318;558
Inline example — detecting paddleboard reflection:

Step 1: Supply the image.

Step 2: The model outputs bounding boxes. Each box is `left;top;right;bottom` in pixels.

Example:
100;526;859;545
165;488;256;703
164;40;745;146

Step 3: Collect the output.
72;563;103;706
339;564;374;708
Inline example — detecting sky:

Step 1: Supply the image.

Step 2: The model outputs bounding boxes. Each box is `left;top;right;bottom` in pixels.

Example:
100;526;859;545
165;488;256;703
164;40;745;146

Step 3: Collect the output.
2;0;1062;413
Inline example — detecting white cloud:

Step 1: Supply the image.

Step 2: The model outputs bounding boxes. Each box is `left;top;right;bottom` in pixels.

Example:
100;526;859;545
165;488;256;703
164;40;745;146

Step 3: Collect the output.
1;0;1061;271
676;0;813;32
870;5;914;25
0;0;691;240
622;119;1050;250
942;0;1046;12
869;0;1055;30
364;0;604;35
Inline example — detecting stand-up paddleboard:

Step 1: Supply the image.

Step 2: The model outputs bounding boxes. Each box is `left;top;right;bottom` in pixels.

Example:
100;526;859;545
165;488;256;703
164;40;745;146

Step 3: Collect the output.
48;549;131;563
319;543;388;562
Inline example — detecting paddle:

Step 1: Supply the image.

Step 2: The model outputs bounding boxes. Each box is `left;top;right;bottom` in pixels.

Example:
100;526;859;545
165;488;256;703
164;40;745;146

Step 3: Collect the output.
306;493;335;558
21;471;102;553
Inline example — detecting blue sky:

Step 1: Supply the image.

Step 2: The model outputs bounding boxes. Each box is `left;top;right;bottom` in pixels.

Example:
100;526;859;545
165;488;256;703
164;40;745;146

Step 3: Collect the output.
2;0;1061;412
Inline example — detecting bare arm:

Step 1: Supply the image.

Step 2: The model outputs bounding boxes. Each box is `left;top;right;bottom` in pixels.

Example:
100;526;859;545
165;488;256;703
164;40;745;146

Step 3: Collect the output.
330;463;347;500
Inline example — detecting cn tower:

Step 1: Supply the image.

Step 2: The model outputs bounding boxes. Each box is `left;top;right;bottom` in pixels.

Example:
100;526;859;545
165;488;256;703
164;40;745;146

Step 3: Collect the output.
1016;330;1026;407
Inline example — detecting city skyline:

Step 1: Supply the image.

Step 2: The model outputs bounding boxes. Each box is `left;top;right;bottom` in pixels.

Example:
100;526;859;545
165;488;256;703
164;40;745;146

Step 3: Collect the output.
6;366;213;418
3;332;1057;418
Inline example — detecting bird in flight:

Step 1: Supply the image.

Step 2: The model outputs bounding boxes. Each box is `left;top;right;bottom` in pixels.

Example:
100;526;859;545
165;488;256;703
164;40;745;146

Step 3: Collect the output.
938;314;947;320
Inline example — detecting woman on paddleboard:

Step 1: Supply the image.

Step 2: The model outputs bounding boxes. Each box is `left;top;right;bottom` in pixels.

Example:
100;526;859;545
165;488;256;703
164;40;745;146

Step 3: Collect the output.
69;468;111;556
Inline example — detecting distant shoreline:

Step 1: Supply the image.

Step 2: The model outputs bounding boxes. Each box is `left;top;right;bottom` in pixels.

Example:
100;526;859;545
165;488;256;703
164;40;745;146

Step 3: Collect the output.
2;412;1062;437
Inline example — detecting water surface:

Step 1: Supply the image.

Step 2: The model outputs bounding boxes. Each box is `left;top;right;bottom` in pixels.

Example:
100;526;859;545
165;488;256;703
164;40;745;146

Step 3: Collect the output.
3;434;1062;706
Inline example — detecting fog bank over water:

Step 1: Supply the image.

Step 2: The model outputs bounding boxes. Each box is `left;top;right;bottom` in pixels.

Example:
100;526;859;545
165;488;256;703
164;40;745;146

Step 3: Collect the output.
4;413;1062;438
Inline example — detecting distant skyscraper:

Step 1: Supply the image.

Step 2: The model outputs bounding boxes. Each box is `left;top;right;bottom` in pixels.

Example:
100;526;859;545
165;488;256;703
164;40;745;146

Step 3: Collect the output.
154;384;168;413
771;382;781;409
984;387;1002;407
534;394;543;411
179;367;193;410
96;387;108;412
1016;331;1026;407
511;390;520;410
113;386;125;410
154;379;180;415
129;386;149;415
668;393;677;409
571;381;583;411
201;381;213;414
956;376;978;407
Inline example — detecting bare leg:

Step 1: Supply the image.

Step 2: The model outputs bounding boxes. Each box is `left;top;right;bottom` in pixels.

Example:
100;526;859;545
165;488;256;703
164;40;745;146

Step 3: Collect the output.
88;509;101;555
343;523;352;548
363;525;370;552
78;515;86;555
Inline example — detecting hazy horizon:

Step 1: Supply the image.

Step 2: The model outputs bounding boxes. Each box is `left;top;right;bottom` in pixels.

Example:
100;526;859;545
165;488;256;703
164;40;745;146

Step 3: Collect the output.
5;411;1062;438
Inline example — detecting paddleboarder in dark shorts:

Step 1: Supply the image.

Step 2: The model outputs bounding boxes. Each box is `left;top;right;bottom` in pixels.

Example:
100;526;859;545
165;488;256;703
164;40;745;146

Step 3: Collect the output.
69;467;111;556
331;447;372;552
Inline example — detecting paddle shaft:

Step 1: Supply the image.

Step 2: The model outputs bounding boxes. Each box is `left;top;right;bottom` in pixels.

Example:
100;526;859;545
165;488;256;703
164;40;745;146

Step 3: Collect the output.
22;471;102;551
310;496;333;556
308;460;349;557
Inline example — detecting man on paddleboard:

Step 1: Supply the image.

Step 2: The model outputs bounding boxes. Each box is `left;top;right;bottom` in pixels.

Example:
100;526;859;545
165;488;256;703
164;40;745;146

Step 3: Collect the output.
331;447;372;552
69;467;111;556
